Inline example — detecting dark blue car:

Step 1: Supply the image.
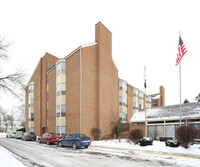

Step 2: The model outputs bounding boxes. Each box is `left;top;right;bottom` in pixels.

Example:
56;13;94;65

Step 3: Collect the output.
57;133;91;149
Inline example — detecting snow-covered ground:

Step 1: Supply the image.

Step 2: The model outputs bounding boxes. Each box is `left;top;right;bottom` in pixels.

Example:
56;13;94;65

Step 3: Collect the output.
92;139;200;167
0;145;25;167
92;139;200;156
0;133;25;167
0;133;200;167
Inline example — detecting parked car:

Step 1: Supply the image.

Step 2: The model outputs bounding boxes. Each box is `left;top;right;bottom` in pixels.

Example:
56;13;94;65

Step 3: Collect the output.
15;131;24;139
57;133;91;149
21;132;36;141
6;131;16;138
38;133;62;145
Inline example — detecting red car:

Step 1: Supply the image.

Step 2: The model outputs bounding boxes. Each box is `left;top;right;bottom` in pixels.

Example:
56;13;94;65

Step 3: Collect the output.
38;133;62;145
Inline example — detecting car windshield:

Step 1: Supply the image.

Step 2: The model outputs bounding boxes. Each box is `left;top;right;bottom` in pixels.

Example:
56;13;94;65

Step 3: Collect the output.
49;133;57;137
76;134;87;138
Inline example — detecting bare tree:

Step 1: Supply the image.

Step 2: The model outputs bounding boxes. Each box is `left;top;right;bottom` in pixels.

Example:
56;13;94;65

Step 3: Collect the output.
0;38;26;100
15;102;25;128
7;110;15;131
0;108;9;132
0;107;2;131
0;38;10;60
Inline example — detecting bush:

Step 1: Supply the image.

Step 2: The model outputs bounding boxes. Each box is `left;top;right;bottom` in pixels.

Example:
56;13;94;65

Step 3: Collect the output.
129;129;143;144
91;128;101;140
196;128;200;139
17;128;25;132
139;137;153;147
165;139;179;147
176;125;198;148
111;120;124;142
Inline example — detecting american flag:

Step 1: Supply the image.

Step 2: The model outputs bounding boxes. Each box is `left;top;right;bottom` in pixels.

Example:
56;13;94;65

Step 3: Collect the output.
176;36;187;66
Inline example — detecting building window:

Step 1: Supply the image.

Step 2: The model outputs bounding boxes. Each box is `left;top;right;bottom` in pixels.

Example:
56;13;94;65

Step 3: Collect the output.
153;100;158;106
28;98;34;107
56;126;60;135
119;112;127;122
139;92;143;99
56;62;61;75
56;105;60;117
56;83;66;96
61;104;66;117
29;113;34;121
119;96;127;107
28;84;34;93
133;102;138;109
146;97;151;104
29;127;34;132
119;112;123;121
56;104;66;117
123;113;127;122
133;89;138;97
119;80;127;92
56;126;66;136
61;61;66;74
56;61;66;75
31;113;34;121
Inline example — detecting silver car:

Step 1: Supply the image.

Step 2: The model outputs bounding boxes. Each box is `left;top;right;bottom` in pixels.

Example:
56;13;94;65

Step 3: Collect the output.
15;131;24;139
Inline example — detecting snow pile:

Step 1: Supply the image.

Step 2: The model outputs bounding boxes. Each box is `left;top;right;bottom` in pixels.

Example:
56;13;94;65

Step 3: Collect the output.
0;132;6;138
0;146;25;167
92;139;200;156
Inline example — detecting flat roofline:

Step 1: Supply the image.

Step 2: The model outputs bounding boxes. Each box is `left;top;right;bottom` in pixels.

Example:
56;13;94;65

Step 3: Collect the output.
131;116;200;123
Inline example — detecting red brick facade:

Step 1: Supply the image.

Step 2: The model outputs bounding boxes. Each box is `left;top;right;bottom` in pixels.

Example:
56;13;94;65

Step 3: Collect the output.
25;53;58;136
25;22;119;139
25;22;165;140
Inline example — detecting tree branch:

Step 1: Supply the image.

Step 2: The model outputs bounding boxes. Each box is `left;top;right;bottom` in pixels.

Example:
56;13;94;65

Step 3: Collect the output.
0;69;26;100
0;38;10;60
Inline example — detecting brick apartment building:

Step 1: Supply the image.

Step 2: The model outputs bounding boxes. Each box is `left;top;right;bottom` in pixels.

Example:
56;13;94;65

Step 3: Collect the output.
25;22;164;139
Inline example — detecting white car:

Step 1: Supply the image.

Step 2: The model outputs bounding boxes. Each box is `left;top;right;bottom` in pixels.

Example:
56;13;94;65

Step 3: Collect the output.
6;131;16;138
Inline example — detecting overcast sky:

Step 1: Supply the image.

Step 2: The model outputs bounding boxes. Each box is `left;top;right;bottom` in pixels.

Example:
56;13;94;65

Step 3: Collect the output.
1;0;200;109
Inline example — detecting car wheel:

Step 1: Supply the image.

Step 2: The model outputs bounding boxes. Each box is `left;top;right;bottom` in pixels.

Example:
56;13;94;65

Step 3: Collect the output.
38;139;41;143
47;140;50;145
58;142;62;147
84;146;89;148
72;143;77;150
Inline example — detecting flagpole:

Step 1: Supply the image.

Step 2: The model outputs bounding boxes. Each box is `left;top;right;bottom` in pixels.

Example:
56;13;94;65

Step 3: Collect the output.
179;31;182;126
179;61;182;126
144;65;147;137
145;84;147;137
176;31;187;127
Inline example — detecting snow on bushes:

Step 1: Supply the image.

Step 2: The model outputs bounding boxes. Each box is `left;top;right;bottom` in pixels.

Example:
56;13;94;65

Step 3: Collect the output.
139;137;153;146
